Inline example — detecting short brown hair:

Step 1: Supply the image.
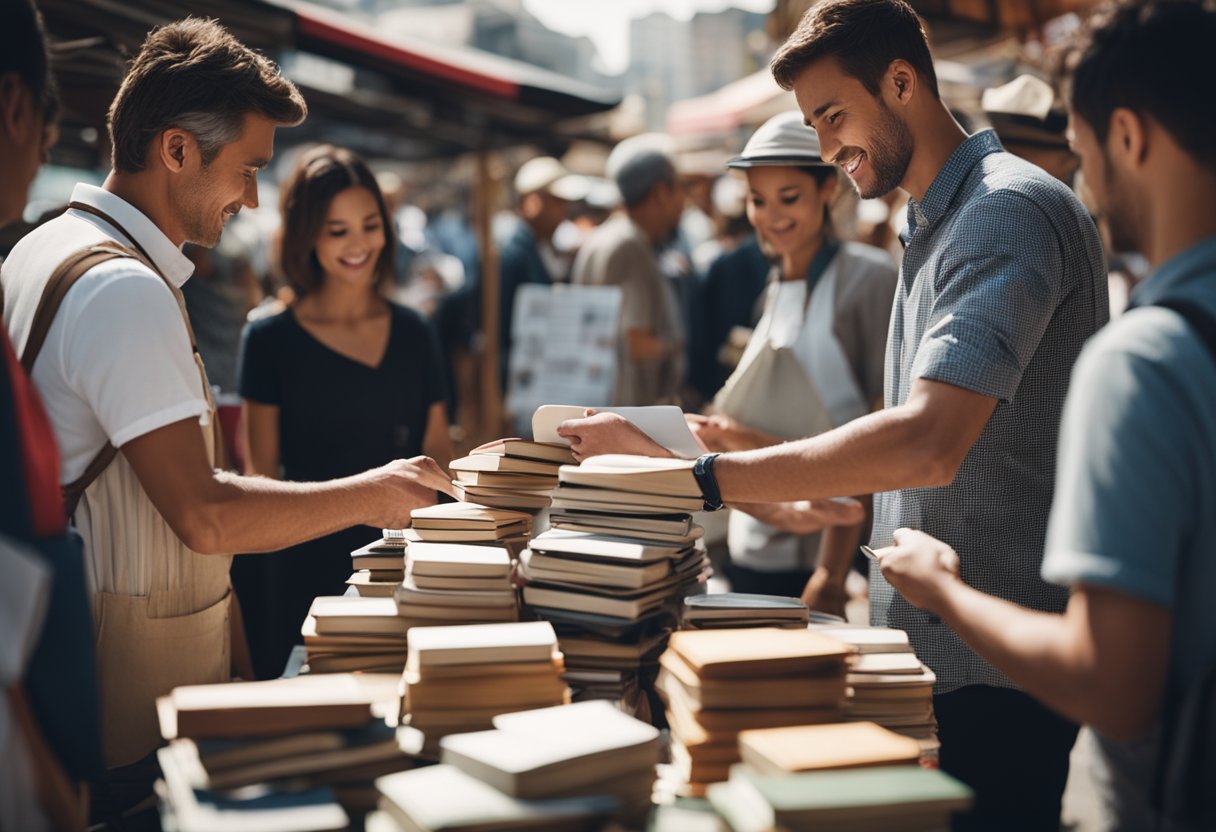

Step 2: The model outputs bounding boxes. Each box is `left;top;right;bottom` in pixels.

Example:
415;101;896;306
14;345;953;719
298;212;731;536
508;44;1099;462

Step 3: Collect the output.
278;145;397;298
107;17;306;173
771;0;939;99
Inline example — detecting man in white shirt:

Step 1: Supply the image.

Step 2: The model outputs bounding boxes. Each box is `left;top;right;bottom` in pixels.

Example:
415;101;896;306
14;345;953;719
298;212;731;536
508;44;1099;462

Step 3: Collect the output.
1;16;452;822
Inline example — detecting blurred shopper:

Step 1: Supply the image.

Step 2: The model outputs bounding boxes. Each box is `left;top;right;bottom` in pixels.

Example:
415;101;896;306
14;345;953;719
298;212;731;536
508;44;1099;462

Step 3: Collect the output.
497;156;582;384
688;175;770;401
0;20;450;821
559;1;1108;827
699;112;896;599
0;3;104;829
572;134;686;405
237;145;452;679
878;2;1216;830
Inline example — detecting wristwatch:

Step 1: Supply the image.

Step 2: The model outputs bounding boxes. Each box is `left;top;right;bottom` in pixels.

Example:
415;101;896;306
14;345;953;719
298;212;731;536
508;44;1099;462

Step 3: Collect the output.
692;453;725;512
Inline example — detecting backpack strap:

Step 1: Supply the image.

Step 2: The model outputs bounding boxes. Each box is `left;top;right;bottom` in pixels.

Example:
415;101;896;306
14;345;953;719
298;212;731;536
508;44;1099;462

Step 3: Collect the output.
1149;295;1216;829
19;241;152;517
1155;297;1216;366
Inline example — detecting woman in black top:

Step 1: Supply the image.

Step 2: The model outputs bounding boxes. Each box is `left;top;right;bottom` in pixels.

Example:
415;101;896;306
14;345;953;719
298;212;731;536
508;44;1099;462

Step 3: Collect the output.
235;145;452;678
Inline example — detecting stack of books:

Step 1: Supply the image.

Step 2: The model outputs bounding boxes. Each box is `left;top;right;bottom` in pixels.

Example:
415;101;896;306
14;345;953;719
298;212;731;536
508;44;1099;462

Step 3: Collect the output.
402;621;569;755
549;454;705;519
303;596;410;673
439;700;661;825
406;502;532;547
155;675;416;830
657;628;853;795
449;439;574;512
708;763;973;832
814;626;940;753
681;593;810;629
347;529;408;598
395;541;518;626
522;455;711;706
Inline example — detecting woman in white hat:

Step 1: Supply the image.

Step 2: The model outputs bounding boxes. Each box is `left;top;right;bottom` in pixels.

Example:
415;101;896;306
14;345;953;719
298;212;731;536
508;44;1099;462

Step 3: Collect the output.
691;111;898;608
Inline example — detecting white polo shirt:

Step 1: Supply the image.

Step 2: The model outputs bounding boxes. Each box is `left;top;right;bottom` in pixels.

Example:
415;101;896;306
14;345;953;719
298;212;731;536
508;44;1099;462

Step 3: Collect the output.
1;184;210;483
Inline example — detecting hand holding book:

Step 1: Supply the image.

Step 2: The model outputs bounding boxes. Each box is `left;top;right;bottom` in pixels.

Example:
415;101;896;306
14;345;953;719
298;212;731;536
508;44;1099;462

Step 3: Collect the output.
555;409;677;462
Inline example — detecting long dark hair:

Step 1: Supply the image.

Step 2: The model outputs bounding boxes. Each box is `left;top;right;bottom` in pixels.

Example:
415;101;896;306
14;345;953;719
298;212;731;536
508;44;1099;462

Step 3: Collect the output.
278;144;397;298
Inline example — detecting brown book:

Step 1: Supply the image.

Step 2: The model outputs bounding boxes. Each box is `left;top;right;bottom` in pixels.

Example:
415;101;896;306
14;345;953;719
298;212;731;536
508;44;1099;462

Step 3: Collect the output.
667;627;853;679
451;482;552;510
410;503;531;530
450;454;563;477
409;572;512;592
404;523;530;543
738;722;922;775
550;486;703;515
453;469;557;489
658;654;846;710
405;671;567;711
471;438;576;465
157;675;375;740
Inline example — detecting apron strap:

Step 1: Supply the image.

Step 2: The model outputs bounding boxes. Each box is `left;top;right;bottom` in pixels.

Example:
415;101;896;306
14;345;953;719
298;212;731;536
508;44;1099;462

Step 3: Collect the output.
19;242;150;517
20;201;220;517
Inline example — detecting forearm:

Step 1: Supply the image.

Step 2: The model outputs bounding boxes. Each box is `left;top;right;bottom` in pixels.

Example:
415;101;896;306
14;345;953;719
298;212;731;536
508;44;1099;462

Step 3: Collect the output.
817;516;865;581
194;470;391;555
715;406;947;503
932;583;1157;738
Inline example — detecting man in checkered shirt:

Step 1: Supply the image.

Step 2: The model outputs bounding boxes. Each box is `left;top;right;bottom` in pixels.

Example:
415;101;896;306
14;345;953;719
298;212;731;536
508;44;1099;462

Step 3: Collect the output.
557;0;1107;828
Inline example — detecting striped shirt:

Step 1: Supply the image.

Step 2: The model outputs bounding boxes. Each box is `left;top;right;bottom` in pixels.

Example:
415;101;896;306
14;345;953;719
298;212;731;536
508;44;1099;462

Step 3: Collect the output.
869;130;1108;693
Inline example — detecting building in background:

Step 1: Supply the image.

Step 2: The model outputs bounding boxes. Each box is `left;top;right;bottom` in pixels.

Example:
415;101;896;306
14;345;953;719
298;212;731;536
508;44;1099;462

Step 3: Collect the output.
627;7;769;131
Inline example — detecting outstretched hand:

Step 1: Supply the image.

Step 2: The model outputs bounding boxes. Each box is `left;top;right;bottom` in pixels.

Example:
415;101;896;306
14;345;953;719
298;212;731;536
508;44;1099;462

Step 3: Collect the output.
370;455;455;528
555;409;676;462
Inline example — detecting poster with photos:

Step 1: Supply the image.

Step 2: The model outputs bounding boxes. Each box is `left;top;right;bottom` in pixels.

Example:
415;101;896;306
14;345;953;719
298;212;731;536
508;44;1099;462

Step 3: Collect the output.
506;283;622;426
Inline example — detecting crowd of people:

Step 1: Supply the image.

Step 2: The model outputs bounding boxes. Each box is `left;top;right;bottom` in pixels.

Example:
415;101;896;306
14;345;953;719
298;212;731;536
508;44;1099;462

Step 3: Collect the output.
1;0;1214;830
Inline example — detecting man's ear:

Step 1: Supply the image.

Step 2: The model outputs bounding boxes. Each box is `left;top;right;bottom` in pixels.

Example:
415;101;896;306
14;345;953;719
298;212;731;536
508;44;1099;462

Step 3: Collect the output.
1107;107;1147;169
0;72;36;142
158;127;192;173
887;60;916;107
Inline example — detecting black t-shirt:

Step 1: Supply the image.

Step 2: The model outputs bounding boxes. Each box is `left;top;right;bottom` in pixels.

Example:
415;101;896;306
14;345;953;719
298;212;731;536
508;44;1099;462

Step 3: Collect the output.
234;302;448;679
238;302;447;481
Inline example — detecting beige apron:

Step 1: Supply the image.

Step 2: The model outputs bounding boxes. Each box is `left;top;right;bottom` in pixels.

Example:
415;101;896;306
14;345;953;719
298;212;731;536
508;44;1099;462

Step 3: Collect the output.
713;254;867;571
20;204;232;768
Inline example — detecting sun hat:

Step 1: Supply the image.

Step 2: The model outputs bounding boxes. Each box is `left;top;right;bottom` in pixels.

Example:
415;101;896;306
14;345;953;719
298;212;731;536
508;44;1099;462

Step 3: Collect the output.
727;111;833;169
514;156;588;201
981;74;1069;150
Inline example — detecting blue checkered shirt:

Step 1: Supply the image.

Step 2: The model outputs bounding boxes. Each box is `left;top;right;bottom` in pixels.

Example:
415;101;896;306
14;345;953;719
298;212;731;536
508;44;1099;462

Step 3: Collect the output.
870;130;1109;693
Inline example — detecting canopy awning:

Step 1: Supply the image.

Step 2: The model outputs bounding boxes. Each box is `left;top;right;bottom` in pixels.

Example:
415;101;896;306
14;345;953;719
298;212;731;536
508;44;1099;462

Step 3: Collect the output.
38;0;621;167
665;70;795;138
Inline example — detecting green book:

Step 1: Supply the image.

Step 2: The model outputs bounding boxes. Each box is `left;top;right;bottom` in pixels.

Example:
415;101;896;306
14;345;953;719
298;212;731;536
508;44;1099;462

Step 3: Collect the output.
715;764;974;830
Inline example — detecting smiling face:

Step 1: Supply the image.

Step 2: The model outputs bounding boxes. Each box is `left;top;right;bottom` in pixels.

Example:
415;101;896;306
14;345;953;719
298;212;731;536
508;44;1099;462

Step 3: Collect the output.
172;112;275;247
313;185;386;290
792;57;914;199
745;166;835;265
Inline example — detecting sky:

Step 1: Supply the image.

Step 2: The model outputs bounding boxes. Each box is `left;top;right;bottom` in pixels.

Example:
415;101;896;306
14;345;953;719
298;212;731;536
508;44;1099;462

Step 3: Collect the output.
522;0;776;76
